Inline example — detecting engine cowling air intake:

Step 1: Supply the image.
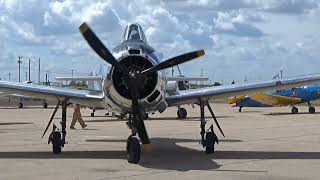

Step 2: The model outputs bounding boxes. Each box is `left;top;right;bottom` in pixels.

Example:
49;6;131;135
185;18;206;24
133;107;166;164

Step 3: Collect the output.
112;55;158;100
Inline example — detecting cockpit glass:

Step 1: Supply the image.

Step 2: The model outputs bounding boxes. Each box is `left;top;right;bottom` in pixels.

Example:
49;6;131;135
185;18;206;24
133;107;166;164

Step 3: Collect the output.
121;23;147;43
128;24;140;40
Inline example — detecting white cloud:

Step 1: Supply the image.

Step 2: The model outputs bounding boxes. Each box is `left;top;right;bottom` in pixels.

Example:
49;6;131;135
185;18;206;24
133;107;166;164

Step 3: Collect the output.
0;0;320;82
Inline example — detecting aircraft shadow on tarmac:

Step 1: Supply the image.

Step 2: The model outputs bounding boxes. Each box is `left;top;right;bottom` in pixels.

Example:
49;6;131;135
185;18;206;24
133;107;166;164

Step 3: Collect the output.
0;138;319;171
0;122;33;126
0;107;55;110
264;112;320;116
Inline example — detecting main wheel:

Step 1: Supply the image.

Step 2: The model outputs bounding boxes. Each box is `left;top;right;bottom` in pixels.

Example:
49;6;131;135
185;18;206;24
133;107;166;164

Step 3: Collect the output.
43;102;48;108
291;107;298;114
90;112;95;117
126;137;141;164
309;106;315;114
177;108;187;119
205;132;216;154
52;131;62;154
18;103;23;109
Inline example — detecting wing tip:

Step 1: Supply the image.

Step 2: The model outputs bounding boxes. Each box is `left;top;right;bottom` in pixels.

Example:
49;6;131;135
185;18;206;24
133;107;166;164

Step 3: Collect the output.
196;49;205;57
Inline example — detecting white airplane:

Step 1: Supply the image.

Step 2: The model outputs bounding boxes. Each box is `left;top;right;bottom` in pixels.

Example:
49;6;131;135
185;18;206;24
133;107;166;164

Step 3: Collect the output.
1;22;320;164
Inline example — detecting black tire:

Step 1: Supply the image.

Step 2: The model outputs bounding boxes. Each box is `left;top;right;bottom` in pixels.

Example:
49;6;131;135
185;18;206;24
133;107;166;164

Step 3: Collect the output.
239;107;242;112
205;132;215;154
309;106;316;114
127;137;141;164
43;103;48;108
52;131;62;154
144;113;149;120
18;103;23;109
177;108;187;119
91;112;95;117
291;107;298;114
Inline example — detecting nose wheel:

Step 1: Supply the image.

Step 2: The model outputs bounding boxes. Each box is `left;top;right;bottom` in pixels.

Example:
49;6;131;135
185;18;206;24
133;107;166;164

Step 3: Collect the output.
126;136;141;164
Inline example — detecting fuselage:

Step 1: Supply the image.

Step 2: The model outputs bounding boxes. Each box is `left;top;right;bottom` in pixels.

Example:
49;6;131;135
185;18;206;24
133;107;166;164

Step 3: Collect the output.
233;84;320;107
100;23;167;114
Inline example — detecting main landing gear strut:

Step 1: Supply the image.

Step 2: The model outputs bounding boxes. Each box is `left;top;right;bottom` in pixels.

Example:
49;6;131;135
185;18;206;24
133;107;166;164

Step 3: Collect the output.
199;101;225;154
42;100;70;154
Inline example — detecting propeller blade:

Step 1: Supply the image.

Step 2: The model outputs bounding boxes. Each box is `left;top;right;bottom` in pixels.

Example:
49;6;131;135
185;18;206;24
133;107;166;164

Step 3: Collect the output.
206;102;225;137
41;102;60;139
79;22;128;73
141;50;205;75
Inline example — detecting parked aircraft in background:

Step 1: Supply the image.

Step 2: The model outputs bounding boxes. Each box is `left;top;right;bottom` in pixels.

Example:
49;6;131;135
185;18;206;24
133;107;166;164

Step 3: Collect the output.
1;23;320;164
228;84;320;114
56;73;208;118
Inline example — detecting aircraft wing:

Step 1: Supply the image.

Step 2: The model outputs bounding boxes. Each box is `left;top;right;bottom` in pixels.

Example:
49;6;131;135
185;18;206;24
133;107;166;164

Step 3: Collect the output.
0;81;105;108
166;77;209;81
56;76;103;81
165;75;320;107
250;93;301;106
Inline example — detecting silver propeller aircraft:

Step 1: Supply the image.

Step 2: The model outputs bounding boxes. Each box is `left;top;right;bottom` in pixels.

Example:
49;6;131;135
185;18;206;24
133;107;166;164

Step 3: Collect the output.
1;22;320;163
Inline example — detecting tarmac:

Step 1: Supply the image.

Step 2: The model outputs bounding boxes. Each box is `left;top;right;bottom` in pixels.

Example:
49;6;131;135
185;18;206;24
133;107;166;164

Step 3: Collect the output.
0;102;320;180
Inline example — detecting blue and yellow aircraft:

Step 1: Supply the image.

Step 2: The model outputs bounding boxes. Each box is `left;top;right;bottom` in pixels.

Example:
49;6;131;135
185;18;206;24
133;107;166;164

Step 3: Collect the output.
228;84;320;114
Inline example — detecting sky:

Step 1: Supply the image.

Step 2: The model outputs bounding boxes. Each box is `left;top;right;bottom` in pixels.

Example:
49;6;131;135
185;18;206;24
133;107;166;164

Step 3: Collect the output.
0;0;320;84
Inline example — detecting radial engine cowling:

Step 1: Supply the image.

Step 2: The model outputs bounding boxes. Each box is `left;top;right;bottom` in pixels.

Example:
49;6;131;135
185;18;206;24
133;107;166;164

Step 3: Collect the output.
112;55;158;99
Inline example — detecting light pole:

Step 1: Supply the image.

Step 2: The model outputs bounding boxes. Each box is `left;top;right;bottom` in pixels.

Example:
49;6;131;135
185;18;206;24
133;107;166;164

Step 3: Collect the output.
71;69;75;77
17;56;23;82
38;58;40;84
28;58;31;82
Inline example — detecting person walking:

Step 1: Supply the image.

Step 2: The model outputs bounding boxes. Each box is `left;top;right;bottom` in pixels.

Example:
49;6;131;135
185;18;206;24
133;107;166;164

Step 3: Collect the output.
70;104;87;129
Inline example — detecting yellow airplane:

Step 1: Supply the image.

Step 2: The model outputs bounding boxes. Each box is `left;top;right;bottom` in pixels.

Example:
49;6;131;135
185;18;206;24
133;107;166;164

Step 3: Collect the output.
229;85;320;114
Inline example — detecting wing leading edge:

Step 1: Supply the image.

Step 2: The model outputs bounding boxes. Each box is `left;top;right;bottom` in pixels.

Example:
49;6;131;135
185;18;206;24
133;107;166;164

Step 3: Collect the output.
0;81;105;108
165;75;320;107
